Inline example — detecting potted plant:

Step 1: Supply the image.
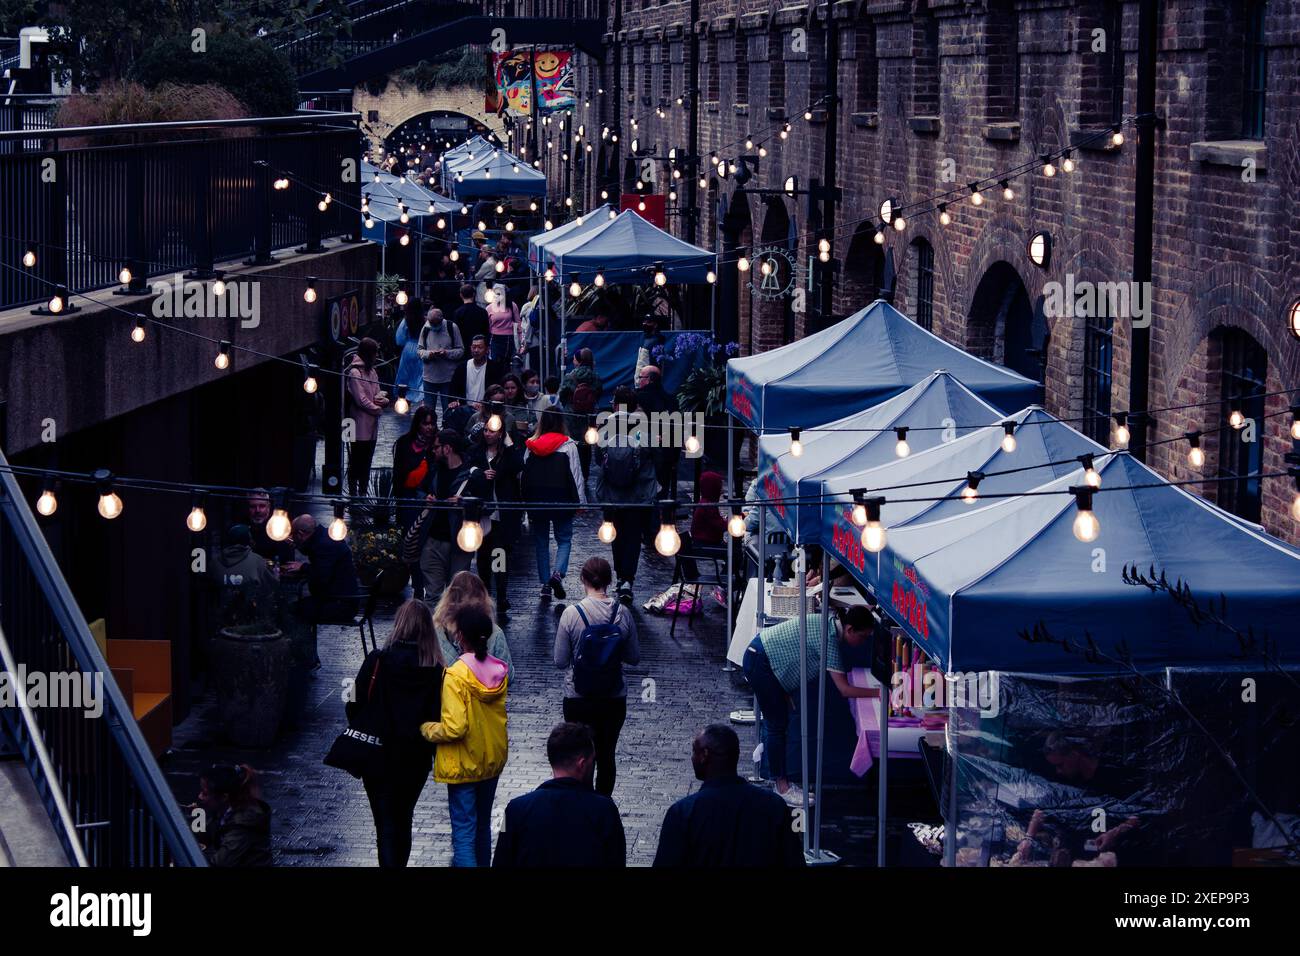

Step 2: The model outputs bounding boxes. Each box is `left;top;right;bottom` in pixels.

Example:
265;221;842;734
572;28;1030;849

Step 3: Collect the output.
351;525;410;597
656;334;740;468
209;579;290;748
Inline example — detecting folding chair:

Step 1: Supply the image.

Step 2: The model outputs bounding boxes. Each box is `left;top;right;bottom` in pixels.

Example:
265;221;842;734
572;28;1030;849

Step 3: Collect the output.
668;539;728;638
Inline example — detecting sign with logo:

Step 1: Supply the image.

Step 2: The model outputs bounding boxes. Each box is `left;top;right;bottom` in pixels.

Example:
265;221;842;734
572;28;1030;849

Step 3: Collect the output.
325;290;361;344
749;245;798;301
490;49;576;115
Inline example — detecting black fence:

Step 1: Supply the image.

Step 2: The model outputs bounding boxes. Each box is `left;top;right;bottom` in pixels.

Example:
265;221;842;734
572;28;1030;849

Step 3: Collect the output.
0;112;363;312
0;453;206;866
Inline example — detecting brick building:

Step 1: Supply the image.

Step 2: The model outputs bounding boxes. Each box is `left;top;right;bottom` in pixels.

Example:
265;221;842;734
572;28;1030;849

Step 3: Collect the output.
503;0;1298;544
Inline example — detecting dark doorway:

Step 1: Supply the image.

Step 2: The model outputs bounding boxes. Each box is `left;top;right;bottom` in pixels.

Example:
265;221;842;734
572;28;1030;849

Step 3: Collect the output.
969;262;1044;382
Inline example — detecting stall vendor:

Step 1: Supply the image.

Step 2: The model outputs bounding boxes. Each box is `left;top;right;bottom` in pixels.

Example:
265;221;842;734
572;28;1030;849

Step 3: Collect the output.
742;605;878;807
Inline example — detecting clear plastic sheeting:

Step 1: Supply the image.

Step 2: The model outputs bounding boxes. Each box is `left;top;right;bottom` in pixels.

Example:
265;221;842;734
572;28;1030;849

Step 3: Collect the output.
943;669;1300;867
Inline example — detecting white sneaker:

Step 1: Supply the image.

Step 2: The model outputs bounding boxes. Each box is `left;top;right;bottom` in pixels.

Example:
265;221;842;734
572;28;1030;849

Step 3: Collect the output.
779;784;815;808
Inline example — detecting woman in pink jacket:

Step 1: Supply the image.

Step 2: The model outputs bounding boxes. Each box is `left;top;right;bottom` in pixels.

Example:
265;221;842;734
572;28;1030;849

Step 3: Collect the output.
346;337;389;497
485;286;520;366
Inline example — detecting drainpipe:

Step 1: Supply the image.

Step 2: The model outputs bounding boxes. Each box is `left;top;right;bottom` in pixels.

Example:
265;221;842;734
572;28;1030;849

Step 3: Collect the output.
1127;0;1159;459
818;10;840;332
611;0;623;207
685;0;701;247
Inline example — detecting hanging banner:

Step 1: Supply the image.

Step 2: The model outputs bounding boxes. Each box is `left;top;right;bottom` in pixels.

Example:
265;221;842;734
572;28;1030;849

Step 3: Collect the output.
491;49;576;116
621;193;666;229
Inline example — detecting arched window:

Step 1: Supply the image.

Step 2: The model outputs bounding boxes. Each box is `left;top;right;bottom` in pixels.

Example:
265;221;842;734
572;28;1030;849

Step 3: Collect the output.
1215;327;1267;520
911;238;934;331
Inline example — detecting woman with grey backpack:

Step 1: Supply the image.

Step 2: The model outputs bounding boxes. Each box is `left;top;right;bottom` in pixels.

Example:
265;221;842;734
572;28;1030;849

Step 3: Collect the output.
553;556;641;797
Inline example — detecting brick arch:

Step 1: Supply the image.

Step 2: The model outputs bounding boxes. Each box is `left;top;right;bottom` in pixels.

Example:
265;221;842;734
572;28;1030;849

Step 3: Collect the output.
1044;233;1127;419
891;219;954;338
1165;261;1295;401
353;82;510;145
961;216;1044;354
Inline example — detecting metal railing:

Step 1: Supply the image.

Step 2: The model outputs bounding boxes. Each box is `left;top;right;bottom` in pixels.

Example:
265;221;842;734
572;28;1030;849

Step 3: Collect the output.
0;452;206;866
0;111;363;312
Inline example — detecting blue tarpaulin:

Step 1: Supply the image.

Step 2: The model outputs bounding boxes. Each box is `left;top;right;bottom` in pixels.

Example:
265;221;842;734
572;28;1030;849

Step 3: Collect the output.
726;299;1042;431
849;451;1300;674
563;331;703;406
754;371;1008;541
448;148;548;199
548;210;716;285
359;162;460;244
528;204;614;272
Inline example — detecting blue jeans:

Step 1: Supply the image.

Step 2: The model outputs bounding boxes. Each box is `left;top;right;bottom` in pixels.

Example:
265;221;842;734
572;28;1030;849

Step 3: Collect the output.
529;510;574;583
743;636;789;779
423;380;452;422
446;777;500;867
490;333;515;364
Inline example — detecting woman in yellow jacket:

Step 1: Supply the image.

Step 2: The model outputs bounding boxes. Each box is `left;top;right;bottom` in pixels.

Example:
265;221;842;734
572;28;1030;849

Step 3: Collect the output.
420;605;509;866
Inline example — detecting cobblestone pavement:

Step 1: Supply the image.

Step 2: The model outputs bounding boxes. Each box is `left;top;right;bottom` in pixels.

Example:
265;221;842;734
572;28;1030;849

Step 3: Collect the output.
165;413;902;867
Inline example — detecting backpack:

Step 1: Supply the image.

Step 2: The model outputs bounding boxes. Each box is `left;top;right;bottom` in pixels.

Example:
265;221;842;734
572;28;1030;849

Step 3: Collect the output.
572;601;626;697
602;444;642;490
571;382;597;415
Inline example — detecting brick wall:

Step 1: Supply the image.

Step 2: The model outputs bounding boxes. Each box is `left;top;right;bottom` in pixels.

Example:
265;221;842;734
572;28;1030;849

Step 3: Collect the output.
527;0;1300;541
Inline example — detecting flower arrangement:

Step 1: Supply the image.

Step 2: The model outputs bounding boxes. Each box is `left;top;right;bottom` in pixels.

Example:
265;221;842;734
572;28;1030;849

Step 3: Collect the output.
652;334;740;416
350;527;407;584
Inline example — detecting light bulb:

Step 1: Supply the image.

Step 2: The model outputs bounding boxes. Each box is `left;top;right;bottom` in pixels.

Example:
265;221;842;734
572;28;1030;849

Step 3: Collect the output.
118;267;132;285
1073;509;1100;543
1001;432;1017;453
861;522;886;553
1084;466;1102;489
570;280;582;297
437;217;446;229
395;290;409;306
304;286;317;303
1291;418;1300;441
266;509;292;542
303;375;318;394
684;435;700;455
728;513;746;538
450;249;460;261
328;516;348;541
131;323;146;343
584;424;600;445
318;200;328;212
850;503;868;527
706;270;717;284
214;350;230;370
790;439;803;457
1229;409;1245;429
399;211;409;224
760;259;772;277
457;519;484;552
48;294;64;314
187;506;208;533
939;206;951;226
961;484;979;505
971;189;984;206
594;272;606;287
1112;131;1124;147
213;279;226;296
37;489;57;516
598;520;617;543
98;490;124;520
1002;184;1015;201
1043;161;1056;178
487;413;503;432
893;216;906;231
495;260;505;273
545;220;554;230
1292;492;1300;522
399;234;410;246
1114;423;1130;447
737;256;750;272
1188;446;1205;469
895;429;910;457
655;270;667;287
655;524;682;557
365;216;376;228
1063;156;1076;173
22;248;36;268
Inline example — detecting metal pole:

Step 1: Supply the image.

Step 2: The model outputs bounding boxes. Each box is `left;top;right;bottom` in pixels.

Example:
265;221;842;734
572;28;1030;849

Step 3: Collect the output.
755;496;766;774
725;413;736;670
944;669;958;867
798;546;810;857
684;0;700;246
878;654;889;867
814;545;829;855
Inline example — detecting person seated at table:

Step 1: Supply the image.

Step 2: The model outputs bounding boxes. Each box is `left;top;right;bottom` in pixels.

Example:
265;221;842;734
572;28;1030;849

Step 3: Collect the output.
742;605;879;807
286;514;361;624
653;724;804;867
246;488;294;563
574;312;610;333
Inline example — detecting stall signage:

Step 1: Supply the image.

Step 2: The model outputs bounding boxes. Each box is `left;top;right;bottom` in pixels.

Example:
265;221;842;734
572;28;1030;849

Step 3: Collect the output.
729;381;755;424
889;561;931;640
829;506;866;576
759;462;788;521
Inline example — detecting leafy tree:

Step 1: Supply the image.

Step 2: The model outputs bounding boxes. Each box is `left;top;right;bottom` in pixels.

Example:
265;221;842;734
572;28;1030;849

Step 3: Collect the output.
132;32;299;116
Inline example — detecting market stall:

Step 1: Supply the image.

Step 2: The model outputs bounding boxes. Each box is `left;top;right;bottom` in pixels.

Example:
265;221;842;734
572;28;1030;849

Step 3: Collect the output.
446;147;548;200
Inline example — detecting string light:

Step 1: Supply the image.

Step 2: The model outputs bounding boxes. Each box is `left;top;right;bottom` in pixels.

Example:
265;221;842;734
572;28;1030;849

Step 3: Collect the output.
95;470;123;520
131;316;146;343
47;287;67;313
1228;408;1246;429
1071;487;1100;542
36;477;58;517
22;244;36;268
874;226;885;245
304;278;317;303
860;497;887;553
1111;126;1125;147
186;492;208;532
654;501;682;557
303;365;319;394
728;506;746;538
328;501;349;541
570;276;583;297
214;340;232;370
1290;406;1300;441
970;184;984;206
1001;421;1018;453
737;256;750;272
584;417;600;445
399;233;410;246
1292;472;1300;522
266;493;292;542
212;279;226;296
1186;431;1205;469
598;512;617;543
894;427;911;457
395;289;409;306
118;265;132;285
1079;453;1102;489
1000;180;1014;201
1061;150;1076;173
654;263;668;287
486;401;504;433
1041;153;1056;177
938;204;951;226
457;498;485;552
393;385;410;416
789;428;803;458
594;269;606;288
706;270;717;284
893;215;906;232
436;217;446;230
1113;412;1130;448
684;432;701;455
961;471;984;505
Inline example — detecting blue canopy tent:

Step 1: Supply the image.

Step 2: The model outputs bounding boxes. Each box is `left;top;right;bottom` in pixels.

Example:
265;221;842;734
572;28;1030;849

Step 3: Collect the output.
439;135;494;182
360;166;461;244
861;451;1300;674
548;209;716;285
448;149;548;200
562;330;707;406
726;299;1042;432
754;371;1008;541
527;204;614;273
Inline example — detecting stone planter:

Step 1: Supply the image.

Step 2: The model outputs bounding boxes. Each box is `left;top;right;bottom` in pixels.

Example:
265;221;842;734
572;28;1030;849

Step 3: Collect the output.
210;626;290;748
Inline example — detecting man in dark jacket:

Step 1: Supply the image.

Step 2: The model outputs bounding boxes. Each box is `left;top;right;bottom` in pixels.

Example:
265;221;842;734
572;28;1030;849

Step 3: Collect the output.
634;364;679;505
288;514;361;623
591;388;659;606
494;722;626;867
417;429;490;600
653;724;806;867
451;282;490;352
